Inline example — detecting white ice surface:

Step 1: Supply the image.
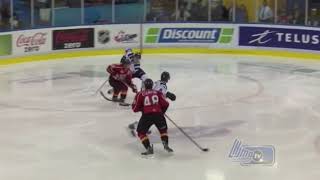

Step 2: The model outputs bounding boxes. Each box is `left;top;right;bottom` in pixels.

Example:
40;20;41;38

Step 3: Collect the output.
0;54;320;180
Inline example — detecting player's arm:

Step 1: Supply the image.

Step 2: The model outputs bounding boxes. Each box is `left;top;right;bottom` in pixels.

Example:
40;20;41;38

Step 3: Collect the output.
134;52;141;60
158;92;169;113
107;65;120;79
155;81;176;101
126;72;137;93
120;55;126;63
132;92;143;112
106;65;113;74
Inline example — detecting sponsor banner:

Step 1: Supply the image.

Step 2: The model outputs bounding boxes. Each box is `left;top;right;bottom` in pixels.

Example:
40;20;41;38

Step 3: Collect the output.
239;26;320;51
53;28;94;50
145;26;234;44
13;30;51;54
95;24;140;49
0;34;12;56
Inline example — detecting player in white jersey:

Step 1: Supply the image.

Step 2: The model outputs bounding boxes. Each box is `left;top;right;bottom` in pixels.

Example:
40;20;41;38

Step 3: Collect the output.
154;71;176;101
121;50;148;82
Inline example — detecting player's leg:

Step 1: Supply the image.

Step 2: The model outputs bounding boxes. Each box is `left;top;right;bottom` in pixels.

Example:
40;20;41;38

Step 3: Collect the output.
134;69;147;90
118;82;129;103
128;120;151;137
154;115;173;152
109;78;121;101
128;121;138;137
136;115;154;155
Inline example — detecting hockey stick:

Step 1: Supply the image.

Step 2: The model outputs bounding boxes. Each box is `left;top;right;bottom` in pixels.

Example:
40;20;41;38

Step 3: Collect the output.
94;79;109;95
164;114;209;152
99;91;130;106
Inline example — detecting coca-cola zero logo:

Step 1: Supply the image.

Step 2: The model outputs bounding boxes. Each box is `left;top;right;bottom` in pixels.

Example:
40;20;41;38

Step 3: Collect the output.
55;29;90;44
53;28;94;50
16;32;47;47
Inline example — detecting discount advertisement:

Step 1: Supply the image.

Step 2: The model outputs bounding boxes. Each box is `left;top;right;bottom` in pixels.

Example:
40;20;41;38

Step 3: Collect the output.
53;28;94;50
143;23;236;48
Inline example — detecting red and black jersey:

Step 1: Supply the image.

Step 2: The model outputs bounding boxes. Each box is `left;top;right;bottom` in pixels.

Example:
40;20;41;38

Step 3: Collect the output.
106;63;133;86
132;89;169;114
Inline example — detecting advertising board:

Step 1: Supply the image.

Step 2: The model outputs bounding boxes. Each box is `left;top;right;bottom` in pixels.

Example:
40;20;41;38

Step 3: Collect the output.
239;26;320;51
53;28;94;50
13;30;51;54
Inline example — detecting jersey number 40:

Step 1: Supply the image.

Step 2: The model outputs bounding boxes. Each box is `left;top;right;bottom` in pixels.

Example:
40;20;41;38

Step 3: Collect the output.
144;95;159;106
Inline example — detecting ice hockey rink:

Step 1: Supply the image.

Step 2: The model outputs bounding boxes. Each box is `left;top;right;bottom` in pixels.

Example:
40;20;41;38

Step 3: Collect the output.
0;53;320;180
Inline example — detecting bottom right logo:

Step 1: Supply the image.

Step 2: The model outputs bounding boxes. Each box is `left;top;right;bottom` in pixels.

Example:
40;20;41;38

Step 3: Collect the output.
229;139;275;166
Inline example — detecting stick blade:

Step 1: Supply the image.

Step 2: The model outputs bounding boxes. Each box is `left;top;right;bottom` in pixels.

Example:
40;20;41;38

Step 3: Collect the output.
202;148;209;152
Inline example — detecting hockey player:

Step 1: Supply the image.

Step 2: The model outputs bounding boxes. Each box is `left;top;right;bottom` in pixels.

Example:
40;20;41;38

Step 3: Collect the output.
128;71;175;134
132;52;147;81
108;49;147;94
154;71;176;101
132;78;173;155
120;48;133;63
122;51;148;84
106;58;137;104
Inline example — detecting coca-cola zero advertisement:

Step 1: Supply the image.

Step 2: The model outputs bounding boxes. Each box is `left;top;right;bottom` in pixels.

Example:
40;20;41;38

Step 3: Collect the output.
13;30;51;54
53;28;94;50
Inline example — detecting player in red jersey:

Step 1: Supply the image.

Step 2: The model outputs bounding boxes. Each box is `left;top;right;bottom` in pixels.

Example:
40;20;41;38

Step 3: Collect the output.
106;58;137;103
132;79;173;155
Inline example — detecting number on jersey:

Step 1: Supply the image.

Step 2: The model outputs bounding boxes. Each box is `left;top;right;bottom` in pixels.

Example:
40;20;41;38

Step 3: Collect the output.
144;95;159;106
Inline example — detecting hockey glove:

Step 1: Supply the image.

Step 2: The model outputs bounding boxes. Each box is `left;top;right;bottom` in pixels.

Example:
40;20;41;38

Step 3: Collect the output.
131;84;138;93
162;106;168;114
166;92;176;101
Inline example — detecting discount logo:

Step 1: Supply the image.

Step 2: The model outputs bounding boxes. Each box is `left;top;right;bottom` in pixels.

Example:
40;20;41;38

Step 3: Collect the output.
145;27;234;44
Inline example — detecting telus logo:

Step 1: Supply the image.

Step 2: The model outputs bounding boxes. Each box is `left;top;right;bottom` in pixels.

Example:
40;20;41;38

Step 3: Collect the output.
276;33;320;44
249;29;320;45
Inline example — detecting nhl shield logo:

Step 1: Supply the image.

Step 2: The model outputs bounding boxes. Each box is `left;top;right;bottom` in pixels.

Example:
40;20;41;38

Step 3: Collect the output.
98;30;110;44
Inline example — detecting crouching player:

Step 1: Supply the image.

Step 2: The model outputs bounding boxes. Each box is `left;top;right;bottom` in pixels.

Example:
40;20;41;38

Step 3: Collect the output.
132;79;173;155
106;58;137;104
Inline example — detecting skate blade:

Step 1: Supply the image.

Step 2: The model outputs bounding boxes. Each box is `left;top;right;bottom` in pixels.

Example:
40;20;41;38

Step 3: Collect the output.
130;130;136;137
141;154;155;159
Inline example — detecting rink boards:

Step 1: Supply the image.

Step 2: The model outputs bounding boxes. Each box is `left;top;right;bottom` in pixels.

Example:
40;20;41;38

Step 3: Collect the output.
1;23;320;65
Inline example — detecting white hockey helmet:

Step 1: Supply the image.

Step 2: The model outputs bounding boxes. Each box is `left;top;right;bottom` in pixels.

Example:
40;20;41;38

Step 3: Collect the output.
125;48;132;53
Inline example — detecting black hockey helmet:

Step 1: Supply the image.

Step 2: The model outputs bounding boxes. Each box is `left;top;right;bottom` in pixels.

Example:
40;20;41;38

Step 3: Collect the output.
161;71;170;82
134;52;141;60
144;79;153;90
